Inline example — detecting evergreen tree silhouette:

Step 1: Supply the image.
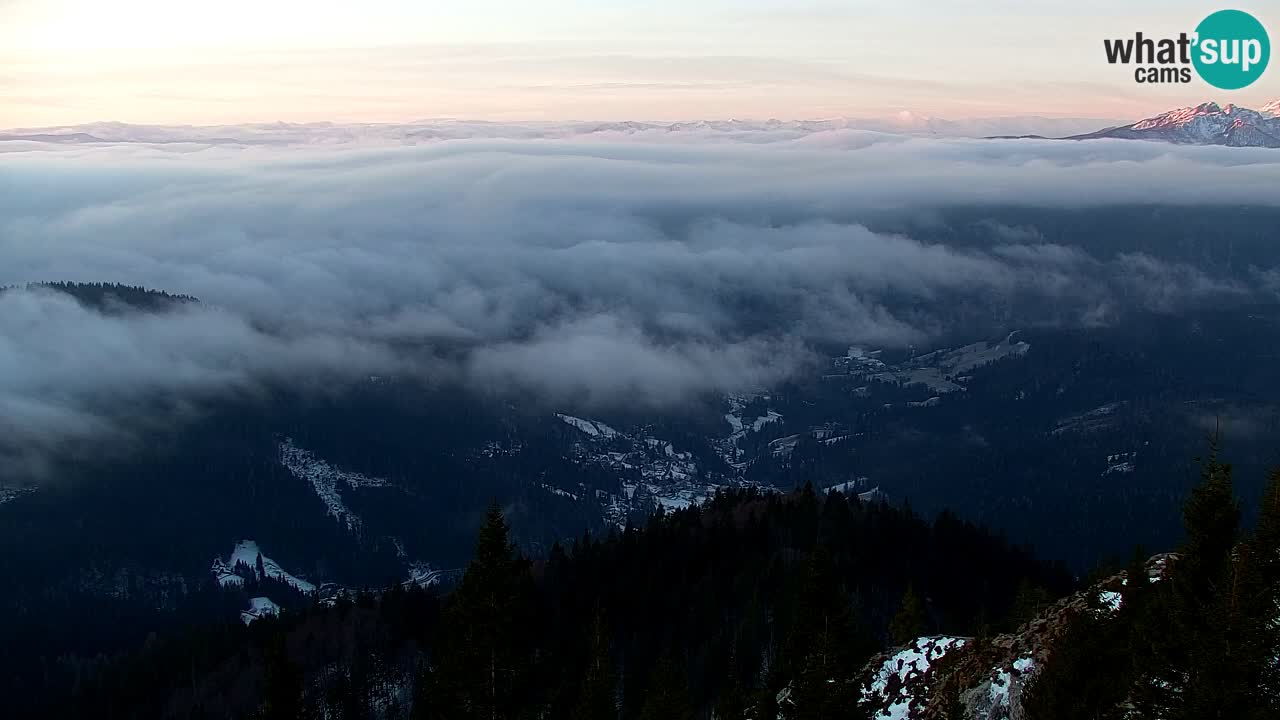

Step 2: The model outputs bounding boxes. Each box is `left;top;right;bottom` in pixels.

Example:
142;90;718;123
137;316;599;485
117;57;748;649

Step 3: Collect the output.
1135;443;1251;719
572;611;617;720
637;654;693;720
259;636;303;720
888;585;928;645
435;501;533;720
785;549;866;720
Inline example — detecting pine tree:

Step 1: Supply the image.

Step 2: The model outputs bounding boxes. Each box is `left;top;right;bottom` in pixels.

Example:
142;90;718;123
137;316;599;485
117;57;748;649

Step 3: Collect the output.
1256;466;1280;653
259;636;303;720
1249;467;1280;613
637;655;693;720
1179;446;1239;601
409;658;434;720
572;612;617;720
714;678;748;720
748;686;779;720
1022;608;1127;720
1009;579;1054;629
784;550;866;720
1236;467;1280;716
713;645;747;720
1119;546;1151;616
434;501;533;720
793;482;820;551
888;585;928;645
1134;445;1252;720
342;653;373;720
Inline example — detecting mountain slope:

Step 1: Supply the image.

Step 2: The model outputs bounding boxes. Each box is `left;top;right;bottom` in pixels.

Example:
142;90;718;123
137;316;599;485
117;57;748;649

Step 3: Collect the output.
857;459;1280;719
19;487;1072;719
26;458;1280;720
1070;101;1280;148
858;553;1174;719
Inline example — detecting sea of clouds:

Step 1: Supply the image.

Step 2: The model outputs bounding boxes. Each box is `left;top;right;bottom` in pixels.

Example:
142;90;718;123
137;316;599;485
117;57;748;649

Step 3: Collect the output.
2;126;1278;471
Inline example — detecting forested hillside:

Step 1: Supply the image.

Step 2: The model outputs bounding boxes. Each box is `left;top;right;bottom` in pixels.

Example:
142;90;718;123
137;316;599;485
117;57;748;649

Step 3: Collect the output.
24;486;1070;719
1;281;198;309
857;451;1280;720
25;447;1280;720
1023;458;1280;720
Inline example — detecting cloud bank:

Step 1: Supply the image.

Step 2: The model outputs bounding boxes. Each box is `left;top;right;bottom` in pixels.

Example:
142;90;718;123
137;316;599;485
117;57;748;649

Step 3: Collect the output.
2;129;1278;472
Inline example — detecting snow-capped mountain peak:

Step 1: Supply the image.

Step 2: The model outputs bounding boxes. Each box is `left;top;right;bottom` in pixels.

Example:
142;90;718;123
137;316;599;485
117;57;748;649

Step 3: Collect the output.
1075;100;1280;148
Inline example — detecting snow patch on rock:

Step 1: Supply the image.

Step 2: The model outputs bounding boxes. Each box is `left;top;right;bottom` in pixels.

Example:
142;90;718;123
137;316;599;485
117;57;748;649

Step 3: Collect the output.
279;437;388;535
212;539;317;594
557;414;618;438
240;596;280;624
862;636;968;719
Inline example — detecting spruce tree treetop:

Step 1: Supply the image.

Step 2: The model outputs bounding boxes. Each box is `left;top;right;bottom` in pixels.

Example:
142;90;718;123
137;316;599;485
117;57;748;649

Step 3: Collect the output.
572;611;617;720
474;501;514;567
435;500;533;720
1253;468;1280;559
1180;446;1239;598
637;654;693;720
889;585;928;646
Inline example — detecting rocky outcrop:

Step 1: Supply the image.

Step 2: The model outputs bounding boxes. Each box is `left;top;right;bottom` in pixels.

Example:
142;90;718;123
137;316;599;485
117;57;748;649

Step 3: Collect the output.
860;554;1176;719
860;636;970;719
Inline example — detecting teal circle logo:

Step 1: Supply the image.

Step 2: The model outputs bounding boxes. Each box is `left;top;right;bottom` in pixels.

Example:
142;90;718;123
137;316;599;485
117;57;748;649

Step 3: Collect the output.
1193;10;1270;90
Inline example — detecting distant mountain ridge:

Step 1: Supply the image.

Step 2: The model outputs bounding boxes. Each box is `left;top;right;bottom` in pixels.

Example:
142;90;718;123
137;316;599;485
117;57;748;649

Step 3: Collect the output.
0;115;1126;145
7;105;1278;147
1069;101;1280;148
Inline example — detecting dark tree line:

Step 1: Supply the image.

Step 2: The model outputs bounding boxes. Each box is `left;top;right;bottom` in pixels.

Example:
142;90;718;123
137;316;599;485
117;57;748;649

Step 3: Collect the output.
1;281;199;309
40;486;1070;719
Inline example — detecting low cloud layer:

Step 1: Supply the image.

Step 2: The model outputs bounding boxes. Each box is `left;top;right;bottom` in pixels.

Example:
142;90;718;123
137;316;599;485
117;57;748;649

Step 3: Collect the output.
2;129;1278;473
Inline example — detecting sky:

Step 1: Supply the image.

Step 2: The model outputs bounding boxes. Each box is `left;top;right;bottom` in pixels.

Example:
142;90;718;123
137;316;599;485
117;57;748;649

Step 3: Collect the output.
2;0;1278;127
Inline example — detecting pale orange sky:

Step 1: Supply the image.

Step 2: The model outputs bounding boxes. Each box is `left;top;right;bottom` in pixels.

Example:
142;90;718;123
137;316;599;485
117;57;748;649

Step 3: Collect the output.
2;0;1277;127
